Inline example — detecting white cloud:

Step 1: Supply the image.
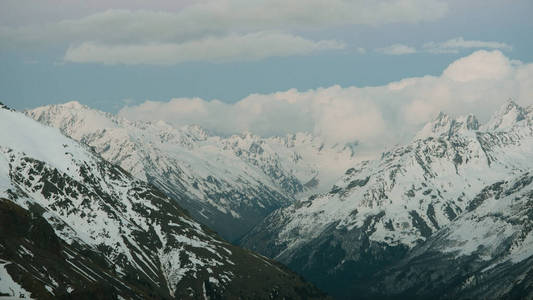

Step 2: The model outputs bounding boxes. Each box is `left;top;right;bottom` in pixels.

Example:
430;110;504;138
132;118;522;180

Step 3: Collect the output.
64;32;344;64
443;50;512;82
376;44;417;55
0;0;448;63
423;37;512;54
376;38;512;56
119;87;388;147
1;1;449;44
118;50;533;155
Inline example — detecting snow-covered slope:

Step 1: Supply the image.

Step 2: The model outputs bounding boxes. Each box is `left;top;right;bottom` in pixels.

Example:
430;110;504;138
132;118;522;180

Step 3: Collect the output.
371;171;533;299
26;101;357;241
241;100;533;299
0;103;326;299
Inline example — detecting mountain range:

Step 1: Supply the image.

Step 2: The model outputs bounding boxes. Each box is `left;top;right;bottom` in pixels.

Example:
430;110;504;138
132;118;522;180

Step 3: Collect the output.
11;99;533;299
0;102;326;299
240;100;533;299
27;101;357;242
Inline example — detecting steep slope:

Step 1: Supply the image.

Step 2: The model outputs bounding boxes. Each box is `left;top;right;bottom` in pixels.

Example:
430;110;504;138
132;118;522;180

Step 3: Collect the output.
0;103;327;299
370;171;533;299
0;197;146;300
26;101;357;241
241;100;533;298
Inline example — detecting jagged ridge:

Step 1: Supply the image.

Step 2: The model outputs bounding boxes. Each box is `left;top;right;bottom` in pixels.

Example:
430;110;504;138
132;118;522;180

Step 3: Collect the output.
26;102;357;241
241;100;533;299
0;107;327;299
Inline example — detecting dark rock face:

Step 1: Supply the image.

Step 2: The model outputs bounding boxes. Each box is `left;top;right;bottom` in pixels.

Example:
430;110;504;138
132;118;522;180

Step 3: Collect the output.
0;198;141;300
1;197;324;300
0;102;14;111
245;172;533;300
367;173;533;300
282;226;410;300
0;154;327;299
368;252;533;300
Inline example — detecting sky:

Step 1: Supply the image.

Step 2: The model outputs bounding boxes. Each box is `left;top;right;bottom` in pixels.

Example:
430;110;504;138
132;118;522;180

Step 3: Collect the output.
1;0;533;153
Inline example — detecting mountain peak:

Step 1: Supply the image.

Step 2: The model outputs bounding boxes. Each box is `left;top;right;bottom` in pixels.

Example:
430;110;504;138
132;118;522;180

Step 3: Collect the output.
62;100;85;109
457;113;480;130
483;99;526;131
0;102;14;111
181;124;210;141
0;107;327;299
414;112;479;140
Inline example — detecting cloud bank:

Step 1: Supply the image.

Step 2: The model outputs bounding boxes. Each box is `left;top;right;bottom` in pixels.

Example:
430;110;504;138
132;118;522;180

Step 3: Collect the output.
377;37;512;56
376;44;417;55
64;32;344;64
423;37;512;54
0;0;448;64
118;50;533;154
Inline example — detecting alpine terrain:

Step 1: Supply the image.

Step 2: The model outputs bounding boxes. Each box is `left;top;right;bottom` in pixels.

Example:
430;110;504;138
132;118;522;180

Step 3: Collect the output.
241;100;533;299
0;102;327;299
27;101;357;241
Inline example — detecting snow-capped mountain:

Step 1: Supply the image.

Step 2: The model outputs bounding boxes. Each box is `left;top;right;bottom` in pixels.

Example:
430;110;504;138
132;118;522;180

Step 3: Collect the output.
241;100;533;299
26;101;357;241
0;103;326;299
370;171;533;299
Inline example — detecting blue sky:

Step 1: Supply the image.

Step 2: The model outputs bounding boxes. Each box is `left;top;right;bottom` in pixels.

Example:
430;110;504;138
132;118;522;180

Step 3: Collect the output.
1;0;533;155
1;0;531;113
